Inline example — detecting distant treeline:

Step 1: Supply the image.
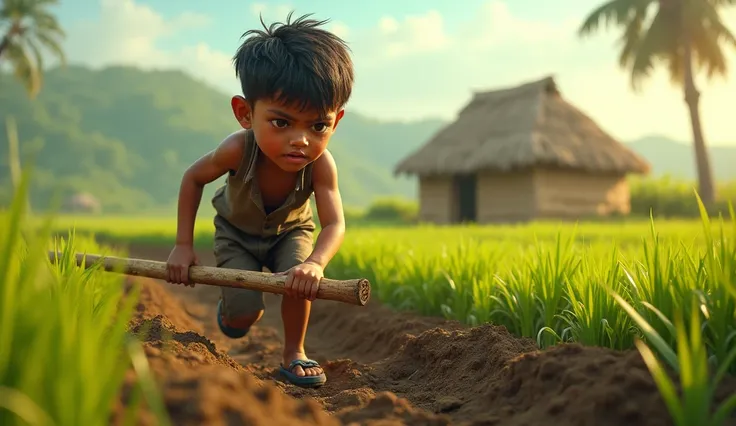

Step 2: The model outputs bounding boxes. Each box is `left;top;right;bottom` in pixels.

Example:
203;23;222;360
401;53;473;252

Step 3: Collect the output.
627;175;736;218
347;175;736;225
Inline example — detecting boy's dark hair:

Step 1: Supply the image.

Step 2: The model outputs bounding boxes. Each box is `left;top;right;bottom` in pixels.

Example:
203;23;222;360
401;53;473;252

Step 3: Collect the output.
233;11;354;115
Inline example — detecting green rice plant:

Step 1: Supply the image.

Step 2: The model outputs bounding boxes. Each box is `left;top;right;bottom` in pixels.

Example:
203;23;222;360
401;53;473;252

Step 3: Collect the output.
0;169;170;426
551;248;634;349
694;200;736;375
607;194;736;424
528;231;581;347
618;294;736;426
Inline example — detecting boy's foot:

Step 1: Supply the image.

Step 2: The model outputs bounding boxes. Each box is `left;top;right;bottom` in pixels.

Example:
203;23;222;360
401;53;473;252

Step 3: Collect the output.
279;351;326;388
216;300;251;339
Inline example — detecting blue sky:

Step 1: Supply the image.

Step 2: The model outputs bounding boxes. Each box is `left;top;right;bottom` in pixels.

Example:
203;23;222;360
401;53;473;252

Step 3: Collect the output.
53;0;736;144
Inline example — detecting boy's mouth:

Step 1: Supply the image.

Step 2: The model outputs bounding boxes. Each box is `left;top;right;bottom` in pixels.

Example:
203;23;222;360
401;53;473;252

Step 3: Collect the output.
284;151;308;163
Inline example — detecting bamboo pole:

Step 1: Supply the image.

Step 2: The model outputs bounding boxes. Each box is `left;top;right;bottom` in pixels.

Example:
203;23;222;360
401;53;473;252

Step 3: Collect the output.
48;251;371;306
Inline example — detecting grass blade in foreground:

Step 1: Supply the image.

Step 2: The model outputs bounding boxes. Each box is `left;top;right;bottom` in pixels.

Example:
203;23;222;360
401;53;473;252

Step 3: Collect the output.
633;297;736;426
0;170;170;425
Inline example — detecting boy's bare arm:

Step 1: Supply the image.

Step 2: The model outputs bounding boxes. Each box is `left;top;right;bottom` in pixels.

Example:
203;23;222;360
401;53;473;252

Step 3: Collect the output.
305;150;346;269
174;130;246;246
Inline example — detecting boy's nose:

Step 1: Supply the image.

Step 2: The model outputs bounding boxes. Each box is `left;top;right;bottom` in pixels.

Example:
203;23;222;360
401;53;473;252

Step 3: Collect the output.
290;134;308;147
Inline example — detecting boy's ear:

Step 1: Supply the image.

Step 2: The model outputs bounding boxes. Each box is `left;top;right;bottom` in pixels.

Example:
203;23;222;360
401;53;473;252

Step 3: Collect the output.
231;95;253;129
332;109;345;129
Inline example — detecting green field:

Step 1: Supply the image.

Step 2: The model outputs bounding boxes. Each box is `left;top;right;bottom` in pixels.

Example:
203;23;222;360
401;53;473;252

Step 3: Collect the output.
43;209;735;349
4;194;736;423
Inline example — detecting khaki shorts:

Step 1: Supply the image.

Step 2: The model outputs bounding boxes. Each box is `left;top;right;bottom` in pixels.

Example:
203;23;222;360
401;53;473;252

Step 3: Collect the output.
212;214;315;319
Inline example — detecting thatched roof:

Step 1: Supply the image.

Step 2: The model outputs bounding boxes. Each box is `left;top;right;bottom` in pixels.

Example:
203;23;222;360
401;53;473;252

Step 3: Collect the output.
394;75;650;177
64;192;101;214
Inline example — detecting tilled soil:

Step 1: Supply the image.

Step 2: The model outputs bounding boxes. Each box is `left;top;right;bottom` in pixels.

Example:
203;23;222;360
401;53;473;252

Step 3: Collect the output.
114;244;736;426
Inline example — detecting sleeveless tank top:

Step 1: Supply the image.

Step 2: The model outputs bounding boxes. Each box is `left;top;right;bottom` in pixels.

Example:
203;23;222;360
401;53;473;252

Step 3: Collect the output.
211;129;316;237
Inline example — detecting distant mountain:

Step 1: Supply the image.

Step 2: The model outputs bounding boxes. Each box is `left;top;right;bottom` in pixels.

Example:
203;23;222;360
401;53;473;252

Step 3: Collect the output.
0;65;445;213
626;136;736;180
1;64;732;215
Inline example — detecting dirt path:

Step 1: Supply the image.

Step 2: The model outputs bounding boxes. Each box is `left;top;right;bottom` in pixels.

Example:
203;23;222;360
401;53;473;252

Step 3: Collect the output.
117;244;736;426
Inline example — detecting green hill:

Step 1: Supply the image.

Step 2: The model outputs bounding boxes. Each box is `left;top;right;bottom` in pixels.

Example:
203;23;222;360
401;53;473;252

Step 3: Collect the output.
625;136;736;180
3;65;734;216
0;65;445;214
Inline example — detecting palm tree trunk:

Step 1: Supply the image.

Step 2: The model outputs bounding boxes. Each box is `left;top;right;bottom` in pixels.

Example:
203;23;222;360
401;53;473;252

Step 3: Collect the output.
682;34;717;207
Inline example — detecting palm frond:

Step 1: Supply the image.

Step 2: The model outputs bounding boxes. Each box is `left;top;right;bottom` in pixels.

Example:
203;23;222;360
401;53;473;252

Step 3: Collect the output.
616;3;651;69
33;30;65;64
31;10;66;37
706;0;736;6
690;20;730;80
0;0;66;97
630;9;677;91
5;41;40;98
675;0;736;81
24;36;44;78
579;0;655;36
699;2;736;48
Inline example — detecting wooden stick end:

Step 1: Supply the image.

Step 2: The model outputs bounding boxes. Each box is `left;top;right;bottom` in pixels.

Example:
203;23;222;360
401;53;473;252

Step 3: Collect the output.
357;278;371;306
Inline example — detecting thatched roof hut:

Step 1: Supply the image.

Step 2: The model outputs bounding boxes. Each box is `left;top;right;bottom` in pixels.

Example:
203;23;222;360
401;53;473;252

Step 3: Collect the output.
64;192;102;214
394;75;650;224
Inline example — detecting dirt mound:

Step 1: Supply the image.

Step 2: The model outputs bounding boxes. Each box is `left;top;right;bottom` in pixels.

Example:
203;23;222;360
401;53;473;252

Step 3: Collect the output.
119;278;452;426
113;245;736;426
376;324;537;415
475;344;670;426
126;276;206;334
336;392;452;425
282;297;736;426
115;279;337;426
306;299;465;363
486;343;736;426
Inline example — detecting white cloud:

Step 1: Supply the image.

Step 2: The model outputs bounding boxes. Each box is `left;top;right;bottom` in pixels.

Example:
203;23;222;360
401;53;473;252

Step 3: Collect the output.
250;2;266;16
345;0;736;144
60;0;736;144
64;0;211;65
362;1;576;62
249;2;296;21
470;1;579;48
330;22;350;39
63;0;240;95
365;10;450;58
378;17;399;35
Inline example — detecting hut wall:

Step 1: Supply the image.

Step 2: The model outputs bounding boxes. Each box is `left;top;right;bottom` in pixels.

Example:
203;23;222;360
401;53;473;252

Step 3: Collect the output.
476;170;537;223
533;167;630;219
418;176;455;224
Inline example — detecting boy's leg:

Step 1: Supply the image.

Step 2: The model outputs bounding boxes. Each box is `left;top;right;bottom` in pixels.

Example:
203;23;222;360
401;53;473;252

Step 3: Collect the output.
214;221;265;338
218;254;265;335
268;227;325;385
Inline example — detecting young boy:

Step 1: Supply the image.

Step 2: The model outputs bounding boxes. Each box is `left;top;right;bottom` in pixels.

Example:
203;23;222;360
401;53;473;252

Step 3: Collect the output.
164;12;353;389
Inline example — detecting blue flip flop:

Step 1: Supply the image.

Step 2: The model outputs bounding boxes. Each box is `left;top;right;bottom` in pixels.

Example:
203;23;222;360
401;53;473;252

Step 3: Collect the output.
216;299;250;339
279;359;327;388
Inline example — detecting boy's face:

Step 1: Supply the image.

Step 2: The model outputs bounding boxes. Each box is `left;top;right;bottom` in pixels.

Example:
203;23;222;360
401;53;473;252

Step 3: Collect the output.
231;95;344;173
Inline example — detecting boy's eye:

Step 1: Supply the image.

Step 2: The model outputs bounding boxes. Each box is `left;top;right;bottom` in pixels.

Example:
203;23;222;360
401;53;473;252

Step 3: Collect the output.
270;119;288;128
312;123;329;133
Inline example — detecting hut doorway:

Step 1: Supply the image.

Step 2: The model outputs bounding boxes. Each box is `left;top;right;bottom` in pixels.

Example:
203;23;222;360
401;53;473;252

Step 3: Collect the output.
455;174;477;223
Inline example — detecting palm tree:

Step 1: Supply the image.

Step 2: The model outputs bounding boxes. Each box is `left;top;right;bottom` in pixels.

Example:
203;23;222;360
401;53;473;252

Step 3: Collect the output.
578;0;736;207
0;0;65;99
